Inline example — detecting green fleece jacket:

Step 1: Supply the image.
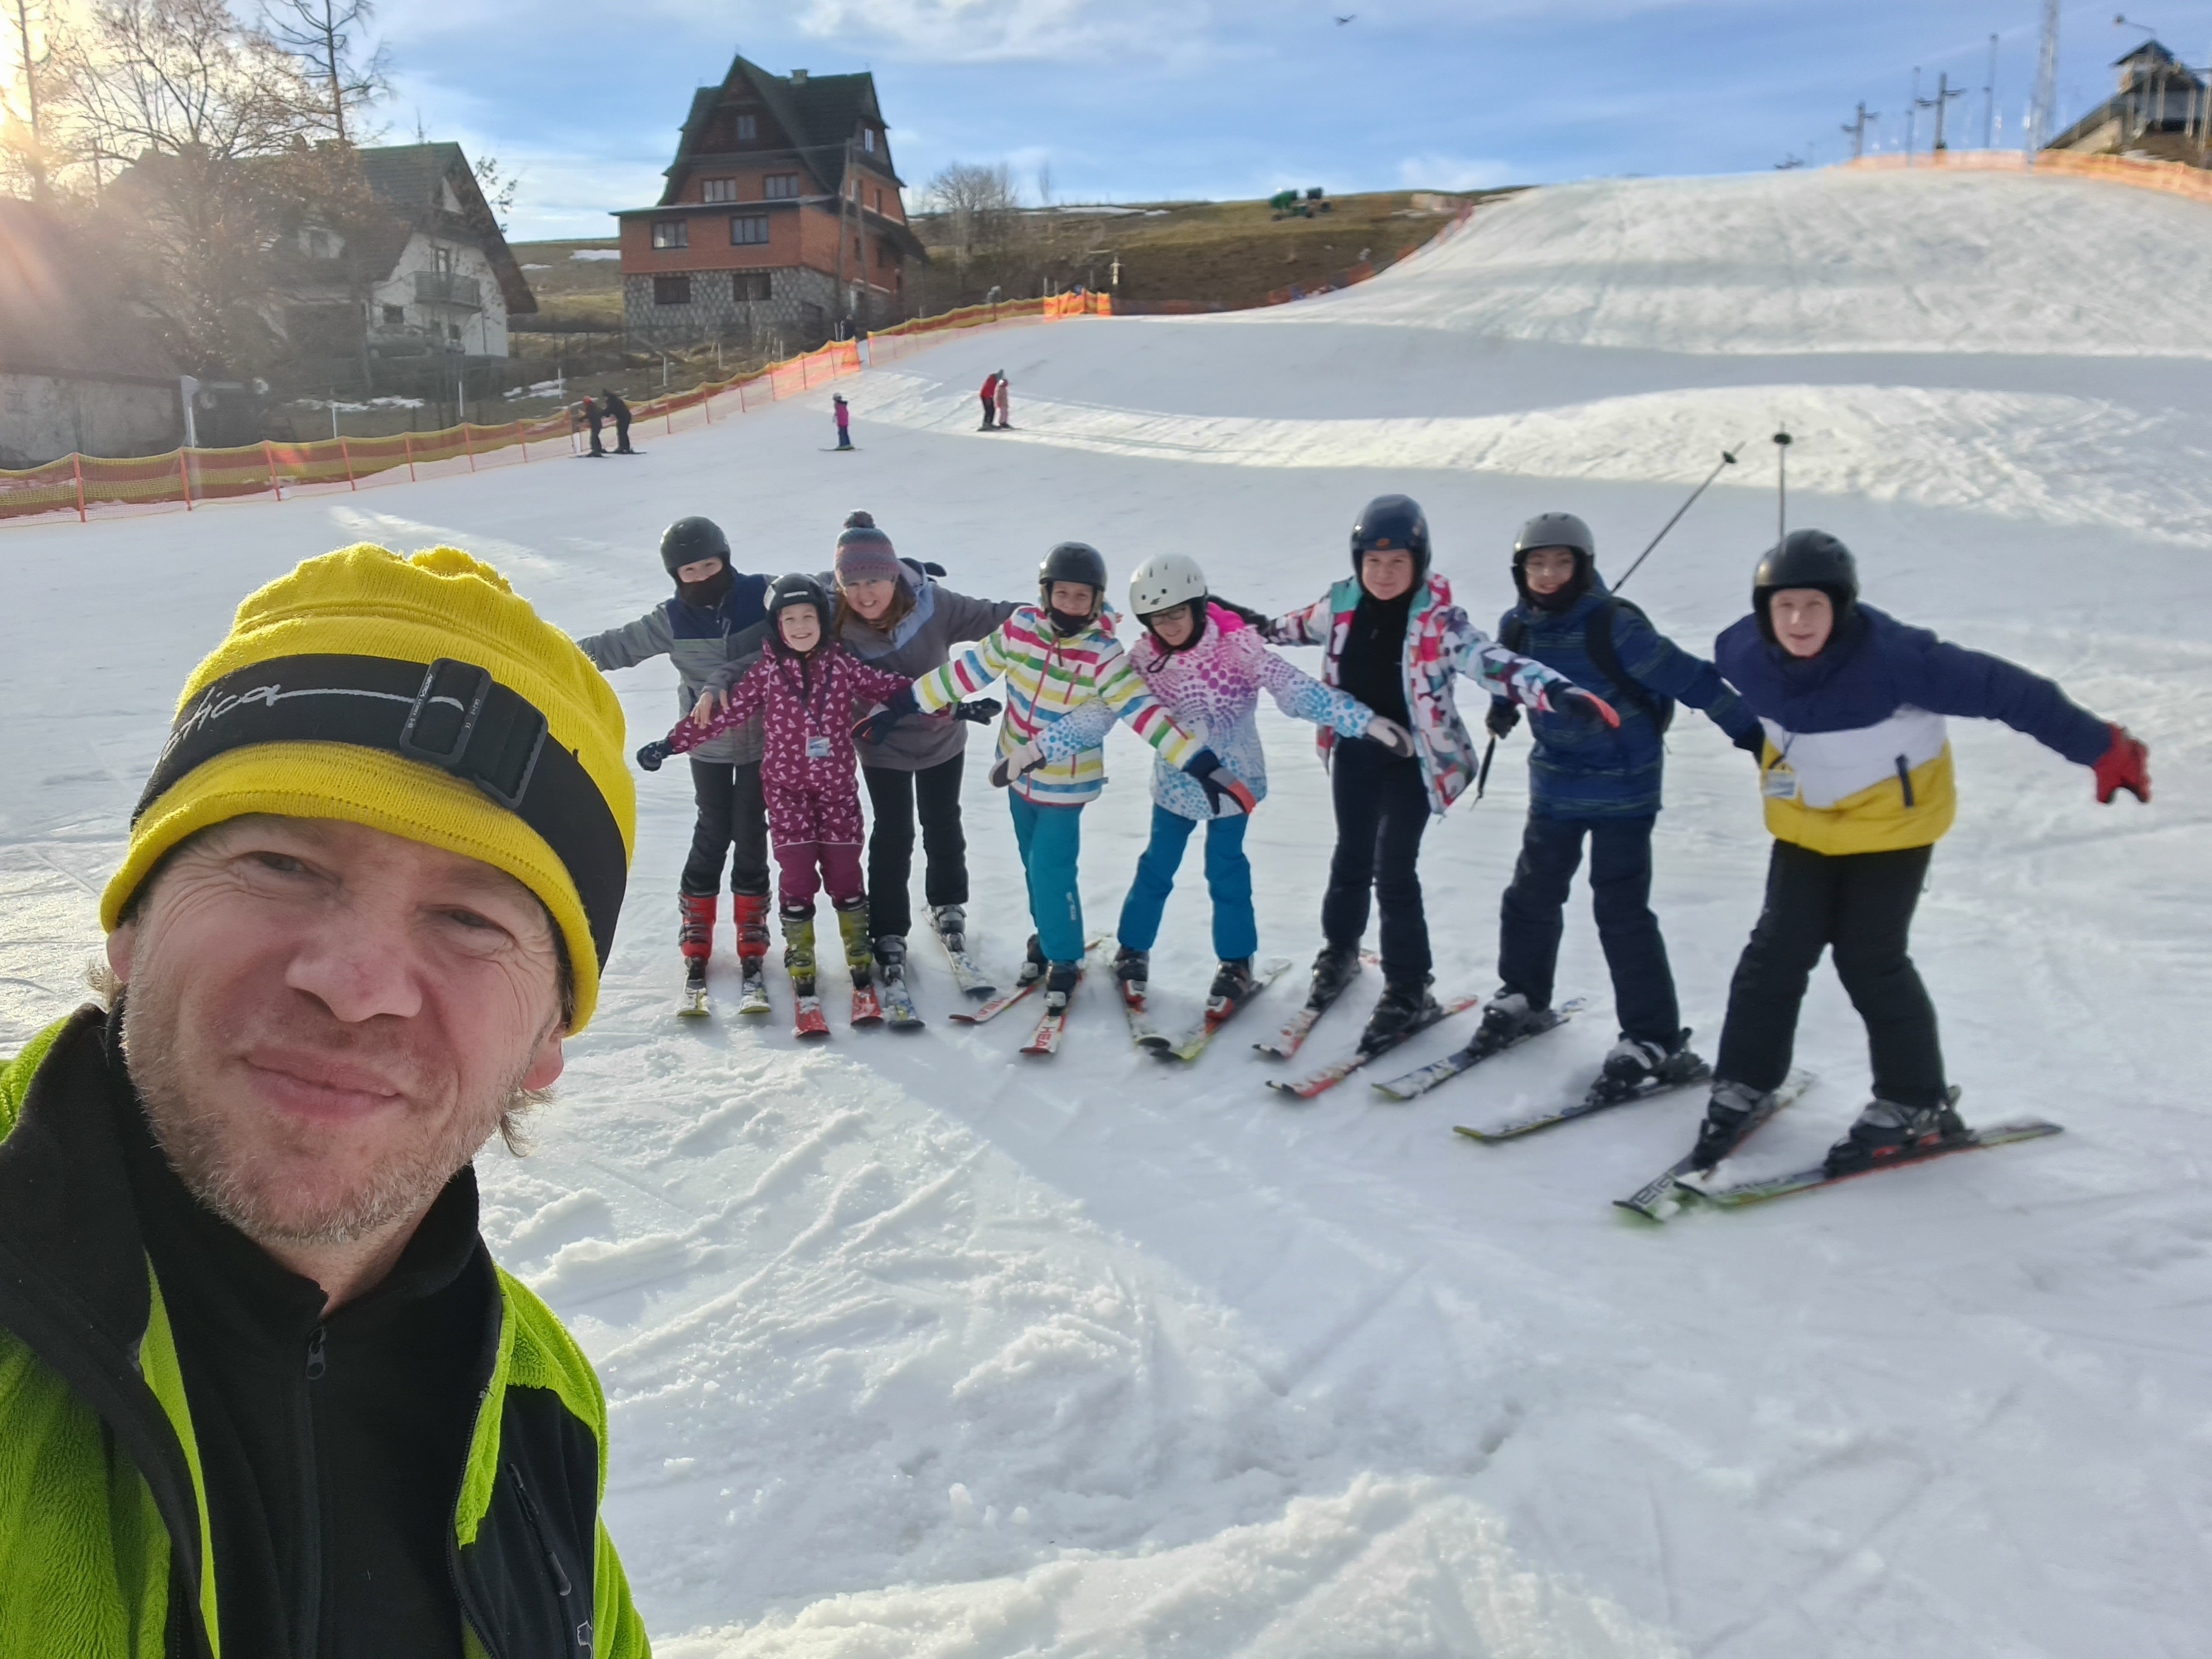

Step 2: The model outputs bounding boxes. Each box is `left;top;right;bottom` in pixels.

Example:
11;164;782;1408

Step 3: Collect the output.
0;1010;650;1659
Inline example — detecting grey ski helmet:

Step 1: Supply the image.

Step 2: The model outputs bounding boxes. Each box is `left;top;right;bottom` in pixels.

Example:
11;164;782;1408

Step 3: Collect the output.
1349;494;1430;580
1753;529;1858;644
1512;511;1596;603
1039;541;1108;605
660;515;730;576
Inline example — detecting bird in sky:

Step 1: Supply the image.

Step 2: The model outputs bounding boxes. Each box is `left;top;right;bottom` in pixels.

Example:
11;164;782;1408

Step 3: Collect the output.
1335;13;1356;23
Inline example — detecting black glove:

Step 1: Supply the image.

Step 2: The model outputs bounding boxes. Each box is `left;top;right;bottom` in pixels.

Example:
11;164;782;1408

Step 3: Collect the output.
636;740;672;773
953;697;1002;725
1183;748;1259;816
922;560;947;577
1485;698;1519;740
1733;725;1766;758
1558;688;1620;728
853;685;919;745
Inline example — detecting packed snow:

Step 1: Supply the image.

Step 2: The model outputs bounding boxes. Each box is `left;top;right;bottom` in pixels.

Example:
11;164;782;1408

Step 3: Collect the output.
4;164;2209;1657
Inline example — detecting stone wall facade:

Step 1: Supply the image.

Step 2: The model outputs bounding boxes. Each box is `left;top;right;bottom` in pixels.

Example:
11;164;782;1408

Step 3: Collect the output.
624;265;902;347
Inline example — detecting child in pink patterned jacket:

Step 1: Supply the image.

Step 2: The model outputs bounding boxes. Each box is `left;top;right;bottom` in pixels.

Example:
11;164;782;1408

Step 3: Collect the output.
639;572;930;999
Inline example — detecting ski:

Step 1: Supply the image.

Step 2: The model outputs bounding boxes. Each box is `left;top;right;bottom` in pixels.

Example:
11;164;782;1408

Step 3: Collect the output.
879;976;924;1031
793;994;830;1041
1376;996;1591;1102
936;929;997;1001
1118;976;1169;1050
1612;1068;1815;1221
1267;994;1483;1100
850;982;885;1027
1681;1118;2062;1210
735;962;771;1017
947;934;1103;1026
1453;1049;1707;1139
677;962;711;1019
1156;958;1293;1062
1253;951;1381;1060
1021;973;1082;1056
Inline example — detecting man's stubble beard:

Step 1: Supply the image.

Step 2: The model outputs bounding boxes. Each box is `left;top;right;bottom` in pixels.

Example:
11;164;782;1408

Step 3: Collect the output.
119;967;550;1250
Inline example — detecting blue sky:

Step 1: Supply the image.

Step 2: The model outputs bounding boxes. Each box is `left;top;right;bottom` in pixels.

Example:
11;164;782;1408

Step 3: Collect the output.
367;0;2212;240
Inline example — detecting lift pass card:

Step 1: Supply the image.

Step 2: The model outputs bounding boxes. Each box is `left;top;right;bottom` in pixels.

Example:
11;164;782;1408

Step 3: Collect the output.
1761;763;1798;801
806;734;833;759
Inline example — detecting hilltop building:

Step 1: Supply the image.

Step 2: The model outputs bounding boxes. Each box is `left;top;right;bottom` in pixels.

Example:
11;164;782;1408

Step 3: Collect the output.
2047;41;2206;161
616;55;925;345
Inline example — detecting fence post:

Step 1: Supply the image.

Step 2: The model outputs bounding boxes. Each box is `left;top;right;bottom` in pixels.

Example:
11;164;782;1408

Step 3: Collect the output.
404;431;417;482
801;354;811;389
340;437;356;490
264;441;283;501
461;423;476;472
665;397;673;436
72;454;86;523
178;449;193;511
702;385;712;424
516;420;528;463
739;378;746;412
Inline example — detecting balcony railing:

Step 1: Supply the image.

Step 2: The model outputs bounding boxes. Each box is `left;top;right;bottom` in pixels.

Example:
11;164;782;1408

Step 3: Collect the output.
414;271;483;309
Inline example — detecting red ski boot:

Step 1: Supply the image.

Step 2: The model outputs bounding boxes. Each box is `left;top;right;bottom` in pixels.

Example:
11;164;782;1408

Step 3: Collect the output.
677;892;716;1017
731;891;772;1016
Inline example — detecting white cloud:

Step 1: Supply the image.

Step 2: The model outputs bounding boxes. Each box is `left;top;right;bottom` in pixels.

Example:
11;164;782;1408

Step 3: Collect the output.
1396;153;1518;192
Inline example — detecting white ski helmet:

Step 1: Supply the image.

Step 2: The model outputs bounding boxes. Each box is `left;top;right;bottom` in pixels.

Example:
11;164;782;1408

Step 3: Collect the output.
1127;552;1208;619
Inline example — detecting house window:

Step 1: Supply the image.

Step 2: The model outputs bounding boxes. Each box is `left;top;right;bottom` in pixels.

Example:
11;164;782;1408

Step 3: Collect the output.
853;236;862;261
381;303;405;326
863;128;876;154
446;323;461;342
731;215;769;245
763;173;800;199
654;274;691;306
873;188;883;215
734;113;757;141
652;220;688;250
733;271;771;302
701;177;737;203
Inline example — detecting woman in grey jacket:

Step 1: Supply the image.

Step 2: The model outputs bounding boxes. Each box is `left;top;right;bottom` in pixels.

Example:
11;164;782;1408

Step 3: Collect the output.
832;512;1020;985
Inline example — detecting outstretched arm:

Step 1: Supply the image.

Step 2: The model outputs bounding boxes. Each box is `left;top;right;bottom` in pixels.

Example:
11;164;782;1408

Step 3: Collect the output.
913;622;1016;714
1439;606;1590;713
1900;629;2147;801
572;608;672;672
1256;640;1374;737
1608;607;1760;743
1261;593;1334;648
1093;646;1201;765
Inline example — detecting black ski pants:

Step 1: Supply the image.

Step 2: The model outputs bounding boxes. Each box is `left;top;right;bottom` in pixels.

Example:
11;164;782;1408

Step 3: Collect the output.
612;413;634;454
1321;740;1433;982
861;756;968;939
1715;839;1945;1108
682;759;771;898
1496;813;1679;1046
979;394;996;428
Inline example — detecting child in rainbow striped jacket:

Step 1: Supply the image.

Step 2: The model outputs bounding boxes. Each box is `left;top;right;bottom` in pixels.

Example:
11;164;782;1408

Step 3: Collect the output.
859;541;1255;1013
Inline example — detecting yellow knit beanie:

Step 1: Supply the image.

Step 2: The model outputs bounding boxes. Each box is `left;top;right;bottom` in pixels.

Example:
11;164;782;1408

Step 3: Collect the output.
101;544;635;1030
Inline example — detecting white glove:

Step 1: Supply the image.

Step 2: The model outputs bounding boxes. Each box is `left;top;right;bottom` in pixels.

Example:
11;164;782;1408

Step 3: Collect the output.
1362;715;1415;759
988;738;1048;788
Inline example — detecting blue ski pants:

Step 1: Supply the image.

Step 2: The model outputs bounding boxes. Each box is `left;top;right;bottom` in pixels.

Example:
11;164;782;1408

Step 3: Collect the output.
1118;804;1258;960
1008;792;1086;963
1496;813;1678;1046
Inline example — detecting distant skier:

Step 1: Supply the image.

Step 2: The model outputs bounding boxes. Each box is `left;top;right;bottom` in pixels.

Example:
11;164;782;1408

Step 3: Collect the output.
829;511;1021;993
572;517;771;1010
1689;531;2150;1176
638;574;919;1021
1262;495;1612;1050
979;371;1002;429
1480;511;1764;1099
994;372;1011;431
832;393;853;451
578;395;606;457
860;540;1251;1017
1036;552;1409;1018
603;389;634;454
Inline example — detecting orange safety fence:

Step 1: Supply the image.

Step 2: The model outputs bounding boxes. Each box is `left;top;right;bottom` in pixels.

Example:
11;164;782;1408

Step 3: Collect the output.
1844;147;2212;207
2;290;1113;528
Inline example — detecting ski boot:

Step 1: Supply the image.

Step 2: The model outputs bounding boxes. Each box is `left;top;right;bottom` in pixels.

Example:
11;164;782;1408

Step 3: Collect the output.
1691;1078;1774;1170
1307;942;1362;1008
1015;931;1048;989
1113;945;1150;994
1475;988;1538;1048
677;891;716;1013
781;907;819;997
1361;976;1439;1051
930;903;968;954
1825;1088;1966;1177
875;934;908;987
1207;956;1257;1013
1043;959;1082;1015
1594;1028;1705;1102
835;899;874;985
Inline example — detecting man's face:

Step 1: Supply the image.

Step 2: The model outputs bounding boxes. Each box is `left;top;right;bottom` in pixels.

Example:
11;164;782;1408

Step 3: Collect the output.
107;816;566;1248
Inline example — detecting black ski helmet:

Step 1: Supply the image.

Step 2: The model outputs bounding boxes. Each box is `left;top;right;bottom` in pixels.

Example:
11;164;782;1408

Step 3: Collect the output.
1039;541;1108;609
660;515;730;577
1349;495;1430;581
765;571;833;650
1754;529;1858;644
1512;511;1595;603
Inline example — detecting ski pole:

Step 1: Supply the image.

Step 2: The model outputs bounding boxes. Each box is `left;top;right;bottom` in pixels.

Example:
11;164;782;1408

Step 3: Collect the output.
1476;735;1496;800
1773;430;1792;545
1610;447;1740;593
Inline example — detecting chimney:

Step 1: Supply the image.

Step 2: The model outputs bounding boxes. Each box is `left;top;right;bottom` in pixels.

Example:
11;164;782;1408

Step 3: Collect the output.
791;68;808;84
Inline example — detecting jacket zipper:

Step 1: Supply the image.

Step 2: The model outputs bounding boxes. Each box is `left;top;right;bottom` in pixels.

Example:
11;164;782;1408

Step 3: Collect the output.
508;1464;575;1601
297;1324;326;1656
1894;754;1915;808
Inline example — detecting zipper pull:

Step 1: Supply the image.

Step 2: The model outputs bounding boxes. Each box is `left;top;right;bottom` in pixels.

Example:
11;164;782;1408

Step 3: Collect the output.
304;1325;327;1381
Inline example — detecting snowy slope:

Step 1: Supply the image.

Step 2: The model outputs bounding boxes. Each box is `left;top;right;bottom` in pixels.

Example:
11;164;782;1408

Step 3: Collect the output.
5;166;2210;1658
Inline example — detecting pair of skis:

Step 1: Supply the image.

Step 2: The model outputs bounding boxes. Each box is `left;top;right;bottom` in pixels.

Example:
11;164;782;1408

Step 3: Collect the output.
947;934;1108;1056
1119;957;1295;1062
680;956;915;1038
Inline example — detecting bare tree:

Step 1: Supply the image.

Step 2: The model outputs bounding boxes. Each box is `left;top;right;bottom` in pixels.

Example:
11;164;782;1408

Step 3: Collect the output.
261;0;385;144
923;158;1021;276
1;0;63;198
470;149;518;231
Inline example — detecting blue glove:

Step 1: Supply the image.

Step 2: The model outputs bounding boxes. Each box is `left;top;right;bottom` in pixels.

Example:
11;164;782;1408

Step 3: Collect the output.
853;685;919;745
1183;748;1258;816
1733;725;1766;757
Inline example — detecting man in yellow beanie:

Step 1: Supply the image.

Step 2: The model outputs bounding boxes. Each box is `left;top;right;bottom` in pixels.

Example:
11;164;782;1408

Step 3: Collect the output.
0;545;651;1658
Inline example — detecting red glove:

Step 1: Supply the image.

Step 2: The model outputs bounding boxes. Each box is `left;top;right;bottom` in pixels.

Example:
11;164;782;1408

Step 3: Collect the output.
2093;723;2149;804
1557;688;1620;729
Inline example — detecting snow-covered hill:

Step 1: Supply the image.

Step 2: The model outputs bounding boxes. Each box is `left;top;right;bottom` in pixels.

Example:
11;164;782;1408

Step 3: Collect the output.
4;166;2208;1658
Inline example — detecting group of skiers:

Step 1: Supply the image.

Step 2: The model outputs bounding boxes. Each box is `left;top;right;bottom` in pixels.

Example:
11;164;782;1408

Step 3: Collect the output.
574;390;635;457
581;493;2150;1179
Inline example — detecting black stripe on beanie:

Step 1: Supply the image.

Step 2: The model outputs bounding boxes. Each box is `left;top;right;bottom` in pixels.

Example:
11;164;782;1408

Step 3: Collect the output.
134;654;627;967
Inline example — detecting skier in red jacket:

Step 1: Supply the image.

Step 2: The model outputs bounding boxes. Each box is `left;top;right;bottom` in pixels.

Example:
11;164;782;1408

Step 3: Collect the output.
979;371;1002;430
